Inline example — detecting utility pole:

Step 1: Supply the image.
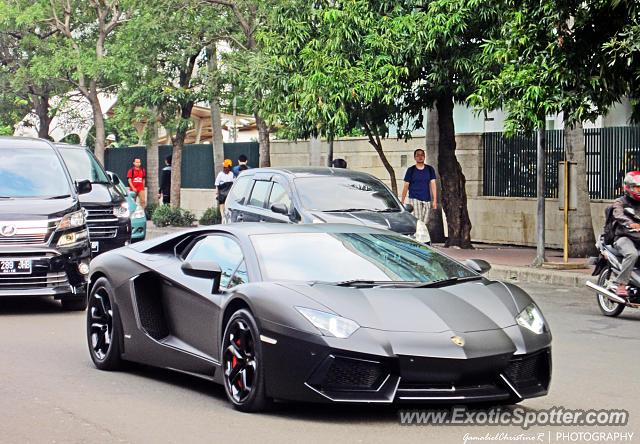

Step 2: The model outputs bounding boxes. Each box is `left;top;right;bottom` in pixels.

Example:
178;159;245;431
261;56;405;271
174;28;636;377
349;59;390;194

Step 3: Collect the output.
533;124;546;267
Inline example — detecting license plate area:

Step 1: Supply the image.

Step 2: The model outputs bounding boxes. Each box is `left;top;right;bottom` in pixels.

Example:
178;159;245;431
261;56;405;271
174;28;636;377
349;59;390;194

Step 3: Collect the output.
0;258;32;275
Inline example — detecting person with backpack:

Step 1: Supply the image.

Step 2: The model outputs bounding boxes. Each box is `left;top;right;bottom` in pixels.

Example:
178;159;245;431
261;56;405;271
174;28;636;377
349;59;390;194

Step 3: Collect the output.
610;171;640;297
232;154;249;177
216;159;235;214
127;157;146;208
400;149;437;243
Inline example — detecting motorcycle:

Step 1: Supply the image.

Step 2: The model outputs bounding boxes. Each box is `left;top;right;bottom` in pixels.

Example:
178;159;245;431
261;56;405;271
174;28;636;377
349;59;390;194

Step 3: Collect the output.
587;208;640;316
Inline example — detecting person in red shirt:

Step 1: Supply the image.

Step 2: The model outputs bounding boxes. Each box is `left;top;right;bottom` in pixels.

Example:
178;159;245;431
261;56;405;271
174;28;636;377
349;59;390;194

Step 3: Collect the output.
127;157;146;208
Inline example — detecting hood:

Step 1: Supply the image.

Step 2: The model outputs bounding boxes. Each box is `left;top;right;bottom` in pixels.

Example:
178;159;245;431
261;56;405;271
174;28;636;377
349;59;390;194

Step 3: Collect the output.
0;196;79;220
309;210;417;235
282;280;520;333
79;183;125;207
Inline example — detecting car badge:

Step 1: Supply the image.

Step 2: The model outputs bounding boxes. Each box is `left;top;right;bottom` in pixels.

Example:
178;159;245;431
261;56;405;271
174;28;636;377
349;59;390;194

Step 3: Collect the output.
0;224;16;237
451;335;465;347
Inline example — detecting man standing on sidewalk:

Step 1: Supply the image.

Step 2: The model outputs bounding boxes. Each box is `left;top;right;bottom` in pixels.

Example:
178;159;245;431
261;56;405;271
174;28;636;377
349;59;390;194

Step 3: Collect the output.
401;149;437;243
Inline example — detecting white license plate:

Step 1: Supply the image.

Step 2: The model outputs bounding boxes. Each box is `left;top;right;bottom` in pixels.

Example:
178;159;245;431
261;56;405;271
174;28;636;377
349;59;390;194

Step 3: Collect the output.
91;241;99;252
0;258;32;275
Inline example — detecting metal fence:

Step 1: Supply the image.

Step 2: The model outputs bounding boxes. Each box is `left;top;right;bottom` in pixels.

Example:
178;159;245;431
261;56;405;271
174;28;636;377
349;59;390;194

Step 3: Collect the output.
483;126;640;200
104;142;259;189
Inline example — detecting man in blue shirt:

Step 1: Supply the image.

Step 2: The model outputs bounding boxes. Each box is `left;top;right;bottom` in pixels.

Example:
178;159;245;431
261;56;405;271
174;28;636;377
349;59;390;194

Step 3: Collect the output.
232;154;249;177
400;149;437;243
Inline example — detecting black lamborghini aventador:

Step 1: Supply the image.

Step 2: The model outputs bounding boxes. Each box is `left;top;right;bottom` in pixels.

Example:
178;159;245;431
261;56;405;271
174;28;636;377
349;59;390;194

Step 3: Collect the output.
86;223;551;412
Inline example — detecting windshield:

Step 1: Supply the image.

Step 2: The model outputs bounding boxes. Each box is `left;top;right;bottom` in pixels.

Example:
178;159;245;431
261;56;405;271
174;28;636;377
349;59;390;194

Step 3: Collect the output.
251;232;476;283
0;146;71;198
294;176;401;212
58;147;109;183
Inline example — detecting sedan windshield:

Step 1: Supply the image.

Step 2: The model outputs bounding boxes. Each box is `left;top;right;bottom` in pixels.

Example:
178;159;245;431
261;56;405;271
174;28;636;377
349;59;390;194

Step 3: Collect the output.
294;176;401;212
0;146;71;198
251;232;476;283
58;147;109;183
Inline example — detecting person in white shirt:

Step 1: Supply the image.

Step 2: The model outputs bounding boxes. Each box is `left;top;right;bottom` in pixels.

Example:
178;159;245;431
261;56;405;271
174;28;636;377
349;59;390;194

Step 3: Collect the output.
215;159;235;214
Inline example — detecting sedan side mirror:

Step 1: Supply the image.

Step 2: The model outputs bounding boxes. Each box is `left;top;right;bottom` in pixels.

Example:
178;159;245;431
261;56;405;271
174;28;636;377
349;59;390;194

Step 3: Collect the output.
270;203;289;216
106;171;120;186
404;203;414;213
76;179;92;195
181;259;222;293
464;259;491;275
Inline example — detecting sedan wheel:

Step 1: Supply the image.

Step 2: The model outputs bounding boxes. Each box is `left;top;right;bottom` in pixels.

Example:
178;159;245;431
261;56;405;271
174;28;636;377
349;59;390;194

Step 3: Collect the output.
222;309;268;412
87;277;122;370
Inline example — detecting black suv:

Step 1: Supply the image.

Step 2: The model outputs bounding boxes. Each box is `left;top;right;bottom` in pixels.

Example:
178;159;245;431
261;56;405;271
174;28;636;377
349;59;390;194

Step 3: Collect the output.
56;144;131;255
0;137;92;310
223;167;419;236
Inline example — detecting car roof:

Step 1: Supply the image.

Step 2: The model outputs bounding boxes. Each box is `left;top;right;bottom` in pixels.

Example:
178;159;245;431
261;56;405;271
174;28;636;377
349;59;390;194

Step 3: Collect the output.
0;136;58;150
242;166;378;180
211;222;396;237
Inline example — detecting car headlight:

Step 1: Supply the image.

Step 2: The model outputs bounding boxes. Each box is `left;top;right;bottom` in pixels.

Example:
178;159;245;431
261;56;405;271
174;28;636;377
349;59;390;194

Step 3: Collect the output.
58;210;85;230
415;219;430;243
296;306;360;338
113;202;130;218
57;229;88;247
131;205;145;219
516;303;546;335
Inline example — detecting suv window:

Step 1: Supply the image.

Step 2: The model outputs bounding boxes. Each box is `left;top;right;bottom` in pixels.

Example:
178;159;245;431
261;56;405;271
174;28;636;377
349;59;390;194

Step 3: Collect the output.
0;146;71;198
268;182;292;209
248;180;272;208
227;175;252;205
58;147;109;183
187;235;245;289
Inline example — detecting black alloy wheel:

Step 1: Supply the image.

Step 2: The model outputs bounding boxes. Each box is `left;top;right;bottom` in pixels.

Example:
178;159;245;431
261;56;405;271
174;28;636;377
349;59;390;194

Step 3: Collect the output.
87;277;122;370
222;309;268;412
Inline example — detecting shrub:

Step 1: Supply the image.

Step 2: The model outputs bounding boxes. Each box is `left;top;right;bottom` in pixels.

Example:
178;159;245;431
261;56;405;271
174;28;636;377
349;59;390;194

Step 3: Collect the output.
199;207;221;225
145;202;158;220
151;205;196;227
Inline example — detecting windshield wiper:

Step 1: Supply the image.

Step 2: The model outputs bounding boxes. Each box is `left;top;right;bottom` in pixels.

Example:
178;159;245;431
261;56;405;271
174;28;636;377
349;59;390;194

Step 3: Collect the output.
310;279;388;288
410;276;483;288
371;208;400;212
323;208;370;212
46;194;71;199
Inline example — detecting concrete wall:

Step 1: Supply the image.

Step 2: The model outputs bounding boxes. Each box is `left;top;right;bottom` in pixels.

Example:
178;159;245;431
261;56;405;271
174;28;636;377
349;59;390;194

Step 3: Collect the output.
180;189;216;218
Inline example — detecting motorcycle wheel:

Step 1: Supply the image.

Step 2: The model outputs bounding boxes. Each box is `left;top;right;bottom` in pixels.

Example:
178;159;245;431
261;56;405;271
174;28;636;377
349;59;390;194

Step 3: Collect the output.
596;267;625;317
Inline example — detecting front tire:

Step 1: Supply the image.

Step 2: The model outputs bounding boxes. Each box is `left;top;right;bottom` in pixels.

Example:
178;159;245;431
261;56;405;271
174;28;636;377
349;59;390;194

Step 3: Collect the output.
596;267;626;317
87;277;122;370
221;309;269;412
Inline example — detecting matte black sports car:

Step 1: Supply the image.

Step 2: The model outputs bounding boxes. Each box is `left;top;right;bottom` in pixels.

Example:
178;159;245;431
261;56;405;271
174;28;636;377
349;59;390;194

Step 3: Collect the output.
87;223;552;412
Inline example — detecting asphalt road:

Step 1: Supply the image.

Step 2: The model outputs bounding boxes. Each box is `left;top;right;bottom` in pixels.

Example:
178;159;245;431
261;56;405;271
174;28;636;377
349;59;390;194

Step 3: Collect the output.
1;281;639;444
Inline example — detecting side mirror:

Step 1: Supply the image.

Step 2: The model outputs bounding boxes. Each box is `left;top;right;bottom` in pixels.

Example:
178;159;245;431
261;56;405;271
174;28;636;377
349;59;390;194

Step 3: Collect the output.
181;259;222;293
270;203;289;215
404;203;414;213
106;171;120;185
464;259;491;275
76;179;92;195
624;207;636;217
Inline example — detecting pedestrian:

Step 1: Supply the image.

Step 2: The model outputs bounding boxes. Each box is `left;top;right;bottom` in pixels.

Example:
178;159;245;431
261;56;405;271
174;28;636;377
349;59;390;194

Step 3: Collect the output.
158;155;172;205
232;154;249;177
106;134;119;148
216;159;235;214
127;157;146;208
400;148;437;244
332;158;347;168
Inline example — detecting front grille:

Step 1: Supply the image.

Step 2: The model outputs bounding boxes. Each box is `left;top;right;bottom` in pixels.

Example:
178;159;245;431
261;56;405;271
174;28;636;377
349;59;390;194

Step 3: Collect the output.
0;271;69;289
0;219;55;246
0;233;47;245
323;357;385;390
85;208;119;239
504;350;551;392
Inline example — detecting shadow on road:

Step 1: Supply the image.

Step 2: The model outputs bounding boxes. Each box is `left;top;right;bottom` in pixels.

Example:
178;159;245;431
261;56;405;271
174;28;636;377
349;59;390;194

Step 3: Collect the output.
0;296;68;315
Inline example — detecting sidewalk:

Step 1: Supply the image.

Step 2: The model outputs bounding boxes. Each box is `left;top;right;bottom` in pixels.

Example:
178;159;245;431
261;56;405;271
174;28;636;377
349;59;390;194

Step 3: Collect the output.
434;243;596;287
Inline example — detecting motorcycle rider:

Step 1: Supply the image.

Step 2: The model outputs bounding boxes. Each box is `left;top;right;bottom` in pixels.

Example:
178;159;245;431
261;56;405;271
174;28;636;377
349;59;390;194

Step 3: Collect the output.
611;171;640;297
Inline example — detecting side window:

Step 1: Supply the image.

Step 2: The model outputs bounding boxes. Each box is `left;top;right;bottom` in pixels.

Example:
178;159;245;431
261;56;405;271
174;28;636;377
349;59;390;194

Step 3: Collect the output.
248;180;272;208
268;182;292;210
186;236;245;289
227;175;251;205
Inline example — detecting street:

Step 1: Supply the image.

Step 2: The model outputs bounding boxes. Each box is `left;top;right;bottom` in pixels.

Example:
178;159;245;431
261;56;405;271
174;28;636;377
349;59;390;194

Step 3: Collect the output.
1;281;639;444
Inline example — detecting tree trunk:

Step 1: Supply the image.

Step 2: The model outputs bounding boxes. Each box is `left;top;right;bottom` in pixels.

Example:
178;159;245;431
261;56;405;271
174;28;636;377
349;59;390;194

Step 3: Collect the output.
89;92;106;163
533;126;546;267
32;93;51;140
564;122;597;257
208;45;225;177
255;113;270;167
436;95;472;248
425;106;445;243
170;103;195;208
362;122;397;195
146;117;159;206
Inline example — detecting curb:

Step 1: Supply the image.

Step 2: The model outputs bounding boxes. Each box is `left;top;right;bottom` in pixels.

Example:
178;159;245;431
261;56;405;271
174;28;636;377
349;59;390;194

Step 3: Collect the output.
487;264;596;287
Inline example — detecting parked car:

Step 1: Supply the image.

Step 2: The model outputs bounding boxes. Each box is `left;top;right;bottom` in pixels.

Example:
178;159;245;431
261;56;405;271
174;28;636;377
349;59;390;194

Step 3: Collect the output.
86;223;551;411
0;137;92;310
108;172;146;242
56;144;131;254
223;167;421;237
